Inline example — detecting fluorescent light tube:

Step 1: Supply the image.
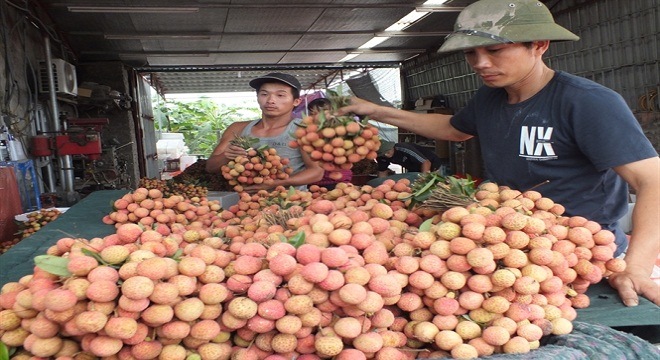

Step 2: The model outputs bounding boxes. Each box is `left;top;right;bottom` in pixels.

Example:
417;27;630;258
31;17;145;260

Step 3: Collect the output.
348;49;426;54
105;34;211;40
68;6;199;13
375;31;451;37
415;6;464;12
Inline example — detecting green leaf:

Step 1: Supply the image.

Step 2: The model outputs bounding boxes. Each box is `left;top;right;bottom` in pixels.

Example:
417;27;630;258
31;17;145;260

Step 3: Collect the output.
413;173;444;197
447;177;462;195
287;232;306;248
317;110;326;129
442;175;474;197
485;204;497;212
0;341;9;360
410;181;439;205
170;249;184;261
34;255;72;277
81;248;106;264
419;218;434;232
287;186;296;198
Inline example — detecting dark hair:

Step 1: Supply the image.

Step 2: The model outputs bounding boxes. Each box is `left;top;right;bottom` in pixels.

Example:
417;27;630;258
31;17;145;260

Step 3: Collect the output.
307;98;331;112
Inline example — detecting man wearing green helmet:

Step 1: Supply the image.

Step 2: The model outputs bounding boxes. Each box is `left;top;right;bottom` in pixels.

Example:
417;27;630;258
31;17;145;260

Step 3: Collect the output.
340;0;659;307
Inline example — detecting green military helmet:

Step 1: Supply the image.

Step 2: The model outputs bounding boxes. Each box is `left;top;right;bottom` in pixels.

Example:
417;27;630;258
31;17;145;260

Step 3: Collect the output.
438;0;579;53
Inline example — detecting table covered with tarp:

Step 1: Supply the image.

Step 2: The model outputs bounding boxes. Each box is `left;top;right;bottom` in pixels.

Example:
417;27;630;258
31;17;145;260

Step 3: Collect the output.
0;190;658;358
0;190;128;286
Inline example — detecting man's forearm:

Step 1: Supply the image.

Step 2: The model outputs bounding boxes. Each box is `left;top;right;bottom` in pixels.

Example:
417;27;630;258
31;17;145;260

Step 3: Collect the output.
205;153;230;174
624;185;660;276
420;160;432;173
278;167;323;187
370;106;469;142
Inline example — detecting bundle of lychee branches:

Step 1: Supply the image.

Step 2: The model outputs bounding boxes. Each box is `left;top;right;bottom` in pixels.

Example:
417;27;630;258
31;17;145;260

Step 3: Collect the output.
408;172;477;212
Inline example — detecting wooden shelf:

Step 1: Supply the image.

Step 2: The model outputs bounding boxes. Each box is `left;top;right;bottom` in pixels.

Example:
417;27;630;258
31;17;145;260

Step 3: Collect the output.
397;132;435;148
398;107;454;159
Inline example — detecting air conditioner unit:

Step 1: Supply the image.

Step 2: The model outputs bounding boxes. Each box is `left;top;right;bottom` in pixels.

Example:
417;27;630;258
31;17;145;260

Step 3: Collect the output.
39;59;78;96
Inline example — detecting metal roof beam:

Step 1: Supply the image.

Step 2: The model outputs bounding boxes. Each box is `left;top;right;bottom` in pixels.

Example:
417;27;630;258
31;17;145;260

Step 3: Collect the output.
69;30;450;38
82;48;423;56
136;63;400;72
56;3;426;10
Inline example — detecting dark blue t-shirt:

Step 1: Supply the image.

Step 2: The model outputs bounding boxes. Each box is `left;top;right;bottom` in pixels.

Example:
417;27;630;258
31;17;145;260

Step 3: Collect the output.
450;71;657;253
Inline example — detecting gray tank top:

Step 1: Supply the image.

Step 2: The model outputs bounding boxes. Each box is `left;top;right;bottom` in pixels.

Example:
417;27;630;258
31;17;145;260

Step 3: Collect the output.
240;119;305;175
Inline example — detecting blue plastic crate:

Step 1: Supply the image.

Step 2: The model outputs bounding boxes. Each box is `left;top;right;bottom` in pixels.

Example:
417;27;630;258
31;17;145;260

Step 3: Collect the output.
0;160;41;212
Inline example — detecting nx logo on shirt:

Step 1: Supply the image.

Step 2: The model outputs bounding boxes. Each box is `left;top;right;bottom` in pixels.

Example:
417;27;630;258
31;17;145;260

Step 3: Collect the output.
519;126;557;160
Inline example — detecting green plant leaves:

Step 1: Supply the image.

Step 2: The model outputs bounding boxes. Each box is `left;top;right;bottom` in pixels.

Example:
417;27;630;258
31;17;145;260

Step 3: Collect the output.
34;255;71;277
0;341;12;360
446;175;476;197
81;248;105;264
170;249;184;262
153;97;260;156
408;173;477;210
317;110;327;129
287;186;296;198
419;218;434;232
407;172;445;208
286;232;306;248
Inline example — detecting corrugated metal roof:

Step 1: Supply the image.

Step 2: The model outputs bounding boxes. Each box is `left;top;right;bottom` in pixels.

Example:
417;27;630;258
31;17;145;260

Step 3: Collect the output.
35;0;496;93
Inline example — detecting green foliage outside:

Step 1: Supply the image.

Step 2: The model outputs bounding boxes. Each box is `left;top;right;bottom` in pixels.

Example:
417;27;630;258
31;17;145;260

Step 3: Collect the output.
152;97;260;157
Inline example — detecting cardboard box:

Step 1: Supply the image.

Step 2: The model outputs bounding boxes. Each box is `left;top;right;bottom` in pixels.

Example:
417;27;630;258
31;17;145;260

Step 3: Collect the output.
77;87;93;97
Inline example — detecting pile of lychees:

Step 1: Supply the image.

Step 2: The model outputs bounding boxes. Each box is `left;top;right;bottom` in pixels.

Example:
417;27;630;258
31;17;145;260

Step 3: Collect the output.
0;180;625;359
2;209;64;255
221;136;292;192
289;90;380;181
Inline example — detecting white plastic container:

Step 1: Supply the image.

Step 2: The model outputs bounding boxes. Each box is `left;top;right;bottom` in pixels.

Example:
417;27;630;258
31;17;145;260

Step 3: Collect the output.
8;139;27;161
179;155;198;171
156;133;186;160
160;133;185;140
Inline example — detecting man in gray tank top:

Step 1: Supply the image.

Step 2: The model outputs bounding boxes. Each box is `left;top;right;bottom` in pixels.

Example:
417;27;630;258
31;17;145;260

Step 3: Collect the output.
206;73;323;191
